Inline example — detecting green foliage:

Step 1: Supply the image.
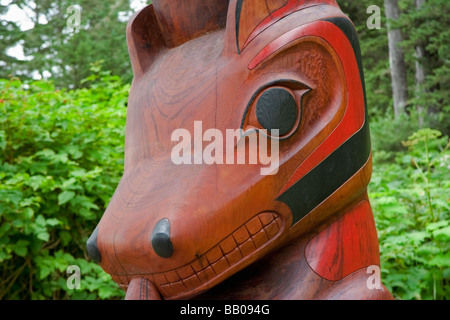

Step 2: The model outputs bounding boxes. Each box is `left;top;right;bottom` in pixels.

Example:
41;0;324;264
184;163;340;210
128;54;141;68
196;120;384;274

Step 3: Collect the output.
370;114;419;159
1;0;133;88
369;129;450;300
397;0;450;132
340;0;450;134
0;68;127;299
339;0;393;120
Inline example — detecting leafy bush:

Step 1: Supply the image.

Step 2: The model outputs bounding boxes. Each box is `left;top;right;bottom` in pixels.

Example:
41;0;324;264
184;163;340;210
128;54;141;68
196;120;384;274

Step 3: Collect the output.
370;128;450;300
0;70;127;299
370;113;419;160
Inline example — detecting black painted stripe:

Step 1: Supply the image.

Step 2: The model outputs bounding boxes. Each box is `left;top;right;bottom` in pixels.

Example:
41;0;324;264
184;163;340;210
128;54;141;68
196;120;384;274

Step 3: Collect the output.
278;121;371;226
276;17;371;226
236;0;244;54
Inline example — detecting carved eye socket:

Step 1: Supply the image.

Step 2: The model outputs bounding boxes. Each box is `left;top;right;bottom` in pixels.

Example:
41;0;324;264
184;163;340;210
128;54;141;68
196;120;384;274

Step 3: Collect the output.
241;80;307;140
256;88;298;137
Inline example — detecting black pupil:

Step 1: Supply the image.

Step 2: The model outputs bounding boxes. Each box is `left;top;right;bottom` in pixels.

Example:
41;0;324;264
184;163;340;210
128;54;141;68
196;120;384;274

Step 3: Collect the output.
256;88;298;137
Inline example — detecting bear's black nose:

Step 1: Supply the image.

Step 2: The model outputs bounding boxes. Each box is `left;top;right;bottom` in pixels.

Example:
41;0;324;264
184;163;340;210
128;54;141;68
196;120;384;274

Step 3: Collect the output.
151;219;173;258
86;226;101;264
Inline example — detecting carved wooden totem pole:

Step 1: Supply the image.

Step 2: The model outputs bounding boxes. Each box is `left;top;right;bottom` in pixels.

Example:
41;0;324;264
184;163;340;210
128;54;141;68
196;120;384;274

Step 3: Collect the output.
87;0;393;300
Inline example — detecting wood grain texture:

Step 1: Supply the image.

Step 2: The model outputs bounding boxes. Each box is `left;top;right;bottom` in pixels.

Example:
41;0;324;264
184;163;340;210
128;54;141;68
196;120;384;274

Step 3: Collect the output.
125;277;161;300
237;0;339;51
305;198;380;281
237;0;289;51
126;5;165;77
87;0;392;300
152;0;229;48
196;199;393;300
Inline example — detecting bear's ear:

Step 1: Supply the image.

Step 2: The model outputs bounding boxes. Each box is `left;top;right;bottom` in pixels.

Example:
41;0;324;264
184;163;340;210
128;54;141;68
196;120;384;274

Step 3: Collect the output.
152;0;229;48
127;1;230;77
126;5;165;78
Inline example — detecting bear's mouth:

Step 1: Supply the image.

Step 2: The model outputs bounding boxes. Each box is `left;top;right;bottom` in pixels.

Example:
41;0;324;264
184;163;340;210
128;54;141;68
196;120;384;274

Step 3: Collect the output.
115;212;284;300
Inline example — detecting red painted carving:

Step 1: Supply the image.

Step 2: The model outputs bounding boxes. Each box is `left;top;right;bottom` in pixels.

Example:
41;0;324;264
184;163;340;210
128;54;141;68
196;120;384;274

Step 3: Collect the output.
305;198;381;281
86;0;393;300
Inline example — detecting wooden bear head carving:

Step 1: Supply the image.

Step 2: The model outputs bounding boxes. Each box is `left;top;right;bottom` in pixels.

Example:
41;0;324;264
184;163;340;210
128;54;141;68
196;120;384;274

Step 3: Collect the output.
87;0;391;300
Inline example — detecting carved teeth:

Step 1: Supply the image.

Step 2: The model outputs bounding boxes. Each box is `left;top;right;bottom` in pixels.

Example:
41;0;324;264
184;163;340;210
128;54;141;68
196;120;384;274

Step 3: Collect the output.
150;212;282;298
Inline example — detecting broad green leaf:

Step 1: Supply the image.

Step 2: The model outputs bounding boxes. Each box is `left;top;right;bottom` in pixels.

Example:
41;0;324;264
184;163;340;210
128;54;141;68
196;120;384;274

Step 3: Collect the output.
24;207;34;219
39;265;52;280
13;240;30;257
429;252;450;267
58;191;76;205
45;218;61;227
12;219;24;228
407;231;429;244
37;231;50;242
35;215;47;227
433;226;450;241
427;221;449;232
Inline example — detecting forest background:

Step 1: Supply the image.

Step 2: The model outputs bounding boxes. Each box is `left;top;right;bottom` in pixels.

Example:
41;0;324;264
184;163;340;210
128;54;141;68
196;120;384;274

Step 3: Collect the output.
0;0;449;300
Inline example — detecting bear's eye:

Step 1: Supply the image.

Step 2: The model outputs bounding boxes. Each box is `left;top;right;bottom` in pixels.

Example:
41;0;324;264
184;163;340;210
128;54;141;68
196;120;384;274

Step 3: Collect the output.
256;87;298;137
241;80;307;140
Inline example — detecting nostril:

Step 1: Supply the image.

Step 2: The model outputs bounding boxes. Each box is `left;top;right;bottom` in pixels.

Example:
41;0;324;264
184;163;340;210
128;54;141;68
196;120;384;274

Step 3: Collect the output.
151;219;173;258
86;226;101;264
